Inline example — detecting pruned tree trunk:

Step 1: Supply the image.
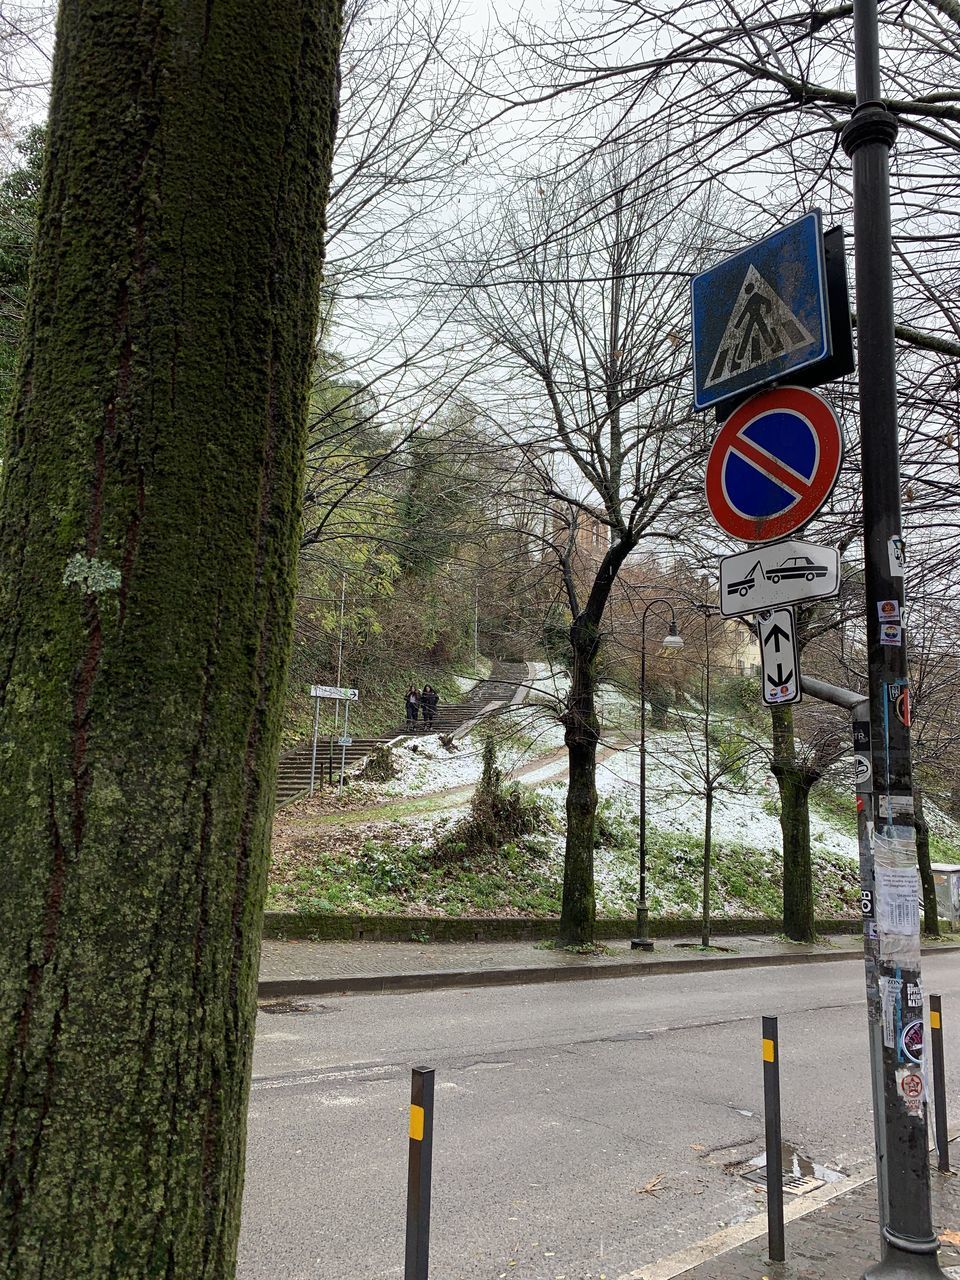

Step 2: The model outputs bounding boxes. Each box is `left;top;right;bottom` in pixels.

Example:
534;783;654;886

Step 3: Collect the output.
701;789;713;948
770;706;816;943
559;615;599;945
914;786;939;937
0;3;340;1276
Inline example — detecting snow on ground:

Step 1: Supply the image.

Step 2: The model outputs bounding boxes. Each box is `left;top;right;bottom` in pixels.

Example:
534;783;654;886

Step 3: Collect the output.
369;664;872;886
526;661;570;704
379;734;483;795
379;707;566;798
592;729;859;865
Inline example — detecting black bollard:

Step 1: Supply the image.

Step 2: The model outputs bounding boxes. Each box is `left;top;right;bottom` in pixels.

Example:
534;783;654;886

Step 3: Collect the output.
930;997;949;1174
405;1067;435;1280
762;1016;785;1262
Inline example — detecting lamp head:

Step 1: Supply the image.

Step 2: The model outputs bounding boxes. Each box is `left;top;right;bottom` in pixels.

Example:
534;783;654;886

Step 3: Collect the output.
662;623;684;651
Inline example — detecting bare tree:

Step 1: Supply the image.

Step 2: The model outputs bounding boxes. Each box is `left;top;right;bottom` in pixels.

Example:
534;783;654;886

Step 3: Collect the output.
452;150;705;943
501;0;960;543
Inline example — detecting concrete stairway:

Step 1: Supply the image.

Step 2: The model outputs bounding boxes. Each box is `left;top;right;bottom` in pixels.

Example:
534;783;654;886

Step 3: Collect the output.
274;661;529;807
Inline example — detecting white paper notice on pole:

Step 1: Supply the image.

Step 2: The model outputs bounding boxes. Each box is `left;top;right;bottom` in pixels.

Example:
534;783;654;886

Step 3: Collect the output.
874;822;920;965
874;866;920;936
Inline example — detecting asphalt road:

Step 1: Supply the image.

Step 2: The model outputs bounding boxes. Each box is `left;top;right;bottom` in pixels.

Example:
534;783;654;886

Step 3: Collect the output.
237;953;960;1280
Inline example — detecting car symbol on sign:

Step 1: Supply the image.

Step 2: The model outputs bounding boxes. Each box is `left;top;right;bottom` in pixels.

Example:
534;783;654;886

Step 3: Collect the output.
767;555;829;585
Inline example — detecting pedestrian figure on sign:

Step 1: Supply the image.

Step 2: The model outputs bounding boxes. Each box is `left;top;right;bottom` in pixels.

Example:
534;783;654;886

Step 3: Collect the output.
404;685;419;732
730;282;807;373
421;684;439;731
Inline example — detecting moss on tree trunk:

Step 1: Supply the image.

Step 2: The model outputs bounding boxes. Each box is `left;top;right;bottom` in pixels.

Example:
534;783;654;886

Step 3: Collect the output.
770;705;817;943
701;790;713;948
0;2;340;1276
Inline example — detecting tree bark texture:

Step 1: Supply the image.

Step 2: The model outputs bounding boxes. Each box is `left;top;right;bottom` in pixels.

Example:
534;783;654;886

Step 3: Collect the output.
0;3;340;1277
559;615;599;945
770;706;817;943
914;787;939;937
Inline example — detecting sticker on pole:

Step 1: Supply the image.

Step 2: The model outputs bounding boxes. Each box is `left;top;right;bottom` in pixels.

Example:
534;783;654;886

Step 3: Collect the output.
705;386;843;543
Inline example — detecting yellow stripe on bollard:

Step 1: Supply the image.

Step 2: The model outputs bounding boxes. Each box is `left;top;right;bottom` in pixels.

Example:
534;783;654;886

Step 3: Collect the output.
409;1104;425;1142
762;1038;776;1063
931;1010;941;1030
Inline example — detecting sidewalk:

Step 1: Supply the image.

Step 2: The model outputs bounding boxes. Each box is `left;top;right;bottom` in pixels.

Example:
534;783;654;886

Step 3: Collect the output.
257;932;960;998
623;1139;960;1280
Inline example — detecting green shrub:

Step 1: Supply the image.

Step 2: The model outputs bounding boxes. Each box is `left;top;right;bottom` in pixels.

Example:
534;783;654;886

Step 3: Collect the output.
436;736;543;861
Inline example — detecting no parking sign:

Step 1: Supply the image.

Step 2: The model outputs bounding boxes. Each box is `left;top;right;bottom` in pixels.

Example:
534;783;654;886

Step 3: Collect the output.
705;385;843;543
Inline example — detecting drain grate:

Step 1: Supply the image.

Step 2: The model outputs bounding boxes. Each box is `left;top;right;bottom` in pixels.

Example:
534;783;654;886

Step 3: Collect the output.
741;1167;825;1196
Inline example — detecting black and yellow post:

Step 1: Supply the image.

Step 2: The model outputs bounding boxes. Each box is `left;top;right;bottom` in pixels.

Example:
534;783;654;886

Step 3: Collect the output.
930;997;949;1174
762;1016;785;1262
405;1067;435;1280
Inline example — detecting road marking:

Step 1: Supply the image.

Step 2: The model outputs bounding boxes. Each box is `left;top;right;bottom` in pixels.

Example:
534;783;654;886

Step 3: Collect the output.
251;1063;397;1092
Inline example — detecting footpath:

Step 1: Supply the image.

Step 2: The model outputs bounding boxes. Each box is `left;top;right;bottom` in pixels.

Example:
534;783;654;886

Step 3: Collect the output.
625;1137;960;1280
257;931;960;998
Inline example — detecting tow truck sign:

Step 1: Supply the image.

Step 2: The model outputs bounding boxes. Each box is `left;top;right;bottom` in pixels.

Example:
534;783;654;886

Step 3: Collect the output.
719;539;840;617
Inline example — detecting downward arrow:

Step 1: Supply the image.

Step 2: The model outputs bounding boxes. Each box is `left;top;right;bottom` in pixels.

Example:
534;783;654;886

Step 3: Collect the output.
767;664;794;687
764;623;791;653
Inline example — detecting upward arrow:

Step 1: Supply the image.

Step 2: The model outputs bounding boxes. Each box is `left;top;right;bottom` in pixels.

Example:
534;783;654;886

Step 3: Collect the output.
765;623;791;653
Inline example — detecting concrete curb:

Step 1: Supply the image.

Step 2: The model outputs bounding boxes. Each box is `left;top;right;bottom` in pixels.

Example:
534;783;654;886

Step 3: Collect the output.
257;941;960;999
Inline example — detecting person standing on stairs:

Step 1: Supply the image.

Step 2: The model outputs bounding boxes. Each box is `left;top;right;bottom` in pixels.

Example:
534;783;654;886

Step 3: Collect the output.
421;684;439;731
405;685;420;732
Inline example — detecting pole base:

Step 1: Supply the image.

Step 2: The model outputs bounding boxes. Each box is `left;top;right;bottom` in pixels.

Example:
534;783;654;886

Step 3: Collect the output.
864;1242;948;1280
632;899;654;950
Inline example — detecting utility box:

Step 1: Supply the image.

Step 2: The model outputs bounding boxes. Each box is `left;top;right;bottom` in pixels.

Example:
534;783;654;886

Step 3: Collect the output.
931;864;960;927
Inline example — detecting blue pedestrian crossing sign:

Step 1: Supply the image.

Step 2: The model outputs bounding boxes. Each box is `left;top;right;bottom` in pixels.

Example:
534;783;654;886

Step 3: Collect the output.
691;212;831;411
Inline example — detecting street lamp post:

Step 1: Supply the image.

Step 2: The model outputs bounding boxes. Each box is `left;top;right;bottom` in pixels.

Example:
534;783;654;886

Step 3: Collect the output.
633;600;684;951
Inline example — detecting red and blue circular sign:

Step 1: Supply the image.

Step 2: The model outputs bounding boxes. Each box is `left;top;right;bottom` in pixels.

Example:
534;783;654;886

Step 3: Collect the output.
705;385;843;543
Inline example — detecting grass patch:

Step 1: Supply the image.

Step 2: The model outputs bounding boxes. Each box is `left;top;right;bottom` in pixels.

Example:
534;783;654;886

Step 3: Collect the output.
810;783;858;838
436;737;545;861
268;835;563;917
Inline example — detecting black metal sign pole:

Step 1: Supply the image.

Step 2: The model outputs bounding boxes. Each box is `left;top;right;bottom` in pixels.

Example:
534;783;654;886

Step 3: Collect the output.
840;0;944;1274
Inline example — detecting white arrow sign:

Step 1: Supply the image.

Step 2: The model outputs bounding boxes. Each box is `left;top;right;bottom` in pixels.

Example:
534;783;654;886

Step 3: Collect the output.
758;608;801;707
310;684;359;700
719;539;840;617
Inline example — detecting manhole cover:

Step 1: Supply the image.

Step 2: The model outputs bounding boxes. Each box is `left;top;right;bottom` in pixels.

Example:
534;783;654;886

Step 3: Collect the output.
741;1167;825;1196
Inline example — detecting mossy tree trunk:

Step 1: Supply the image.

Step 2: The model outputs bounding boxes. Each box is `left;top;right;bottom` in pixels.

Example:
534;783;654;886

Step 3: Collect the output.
558;542;633;946
701;787;713;948
0;3;340;1277
914;786;939;937
559;614;600;945
770;705;818;942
